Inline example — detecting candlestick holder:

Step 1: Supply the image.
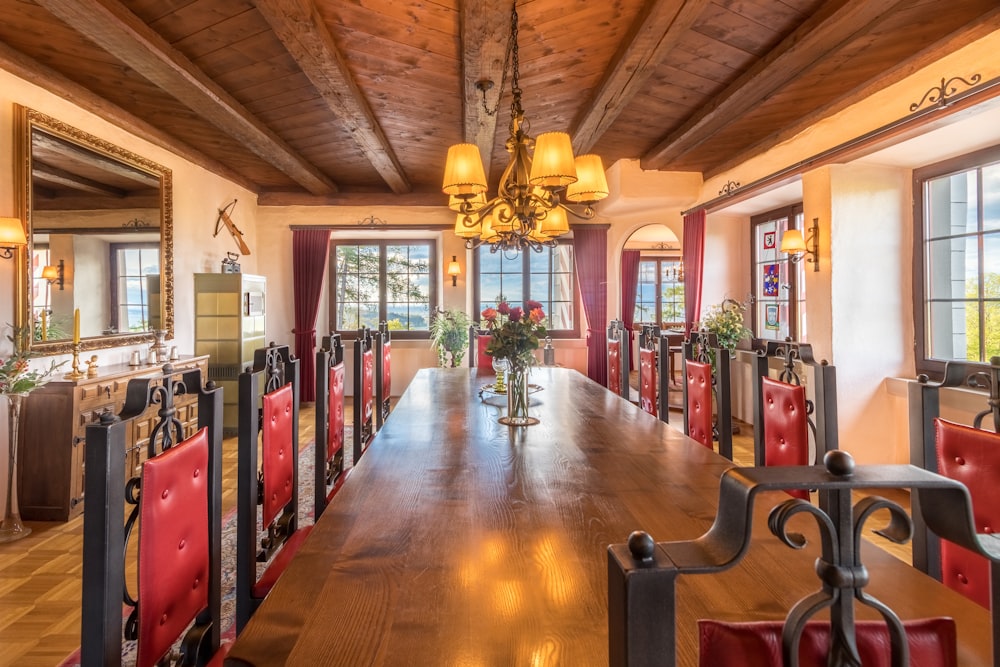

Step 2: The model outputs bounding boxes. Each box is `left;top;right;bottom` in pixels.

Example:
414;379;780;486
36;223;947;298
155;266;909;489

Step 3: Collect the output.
64;343;85;380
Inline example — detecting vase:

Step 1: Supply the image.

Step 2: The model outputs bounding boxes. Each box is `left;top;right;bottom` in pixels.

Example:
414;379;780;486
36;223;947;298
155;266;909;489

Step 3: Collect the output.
0;393;31;543
499;365;538;426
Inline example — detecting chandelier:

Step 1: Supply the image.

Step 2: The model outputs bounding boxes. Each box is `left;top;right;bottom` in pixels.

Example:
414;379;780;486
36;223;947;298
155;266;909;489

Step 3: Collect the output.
441;4;609;253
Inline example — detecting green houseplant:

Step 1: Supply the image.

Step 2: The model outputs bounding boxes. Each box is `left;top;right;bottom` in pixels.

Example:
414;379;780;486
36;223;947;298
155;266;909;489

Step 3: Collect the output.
430;309;471;368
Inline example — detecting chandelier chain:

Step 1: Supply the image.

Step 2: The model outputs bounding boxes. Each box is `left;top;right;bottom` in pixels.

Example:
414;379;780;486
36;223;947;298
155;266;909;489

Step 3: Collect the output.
481;4;520;117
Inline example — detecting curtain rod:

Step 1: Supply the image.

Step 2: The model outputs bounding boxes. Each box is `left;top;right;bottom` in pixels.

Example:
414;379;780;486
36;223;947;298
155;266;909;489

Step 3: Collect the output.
682;74;1000;216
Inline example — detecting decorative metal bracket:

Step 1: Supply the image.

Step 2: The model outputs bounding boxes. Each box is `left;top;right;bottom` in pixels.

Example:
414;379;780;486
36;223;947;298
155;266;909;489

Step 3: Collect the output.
607;450;1000;667
718;180;741;196
909;74;982;112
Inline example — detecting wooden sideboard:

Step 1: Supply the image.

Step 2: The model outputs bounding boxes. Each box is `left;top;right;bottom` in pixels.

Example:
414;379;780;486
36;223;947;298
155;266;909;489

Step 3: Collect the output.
17;355;209;521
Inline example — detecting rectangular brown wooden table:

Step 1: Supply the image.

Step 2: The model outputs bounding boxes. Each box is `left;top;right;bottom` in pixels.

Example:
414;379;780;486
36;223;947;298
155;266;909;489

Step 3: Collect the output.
225;367;992;666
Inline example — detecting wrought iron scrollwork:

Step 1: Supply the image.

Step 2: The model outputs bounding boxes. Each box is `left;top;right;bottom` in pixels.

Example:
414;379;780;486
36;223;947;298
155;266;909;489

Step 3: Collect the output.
909;74;982;112
718;180;741;196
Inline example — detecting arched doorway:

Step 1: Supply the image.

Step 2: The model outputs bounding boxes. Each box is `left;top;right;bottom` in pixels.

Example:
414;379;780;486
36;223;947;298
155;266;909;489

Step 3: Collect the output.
621;224;684;331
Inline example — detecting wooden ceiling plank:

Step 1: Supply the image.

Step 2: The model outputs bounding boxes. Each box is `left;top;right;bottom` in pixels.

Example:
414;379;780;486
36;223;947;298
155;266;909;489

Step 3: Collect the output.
642;0;909;170
460;0;511;182
572;0;713;155
0;38;259;193
35;0;337;195
32;163;127;197
254;0;411;194
33;131;163;188
704;5;1000;179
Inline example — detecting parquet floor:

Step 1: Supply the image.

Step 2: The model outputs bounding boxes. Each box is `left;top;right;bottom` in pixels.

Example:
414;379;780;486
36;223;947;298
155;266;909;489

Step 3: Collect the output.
0;402;911;666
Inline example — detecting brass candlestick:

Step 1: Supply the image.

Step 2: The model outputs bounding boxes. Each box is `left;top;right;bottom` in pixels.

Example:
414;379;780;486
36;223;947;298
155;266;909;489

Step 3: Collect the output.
64;343;85;380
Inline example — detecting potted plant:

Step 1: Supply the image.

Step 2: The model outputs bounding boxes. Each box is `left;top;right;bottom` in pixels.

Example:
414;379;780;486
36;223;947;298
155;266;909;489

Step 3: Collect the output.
430;309;471;368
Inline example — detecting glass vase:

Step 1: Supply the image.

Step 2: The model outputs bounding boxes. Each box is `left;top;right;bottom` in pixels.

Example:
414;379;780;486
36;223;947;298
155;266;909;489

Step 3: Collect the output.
499;365;538;426
0;393;31;543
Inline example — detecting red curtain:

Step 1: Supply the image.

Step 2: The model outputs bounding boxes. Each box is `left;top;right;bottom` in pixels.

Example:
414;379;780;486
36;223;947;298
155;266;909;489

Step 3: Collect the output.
292;228;332;402
573;226;608;385
683;209;706;336
620;249;640;368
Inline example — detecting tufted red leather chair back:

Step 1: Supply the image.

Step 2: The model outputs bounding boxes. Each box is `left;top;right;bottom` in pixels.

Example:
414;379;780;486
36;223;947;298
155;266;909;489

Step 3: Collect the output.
934;417;1000;608
362;349;374;424
328;362;345;464
262;383;294;528
608;338;622;395
381;339;392;400
686;360;713;449
477;334;492;368
137;428;210;667
698;617;957;667
639;347;657;417
761;376;810;500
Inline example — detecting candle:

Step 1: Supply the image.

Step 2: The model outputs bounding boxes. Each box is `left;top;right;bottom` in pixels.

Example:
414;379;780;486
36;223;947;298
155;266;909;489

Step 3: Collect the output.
40;310;47;341
73;308;80;345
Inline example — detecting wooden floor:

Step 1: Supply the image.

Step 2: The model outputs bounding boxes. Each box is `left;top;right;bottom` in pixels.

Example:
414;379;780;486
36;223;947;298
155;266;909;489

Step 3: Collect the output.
0;401;911;666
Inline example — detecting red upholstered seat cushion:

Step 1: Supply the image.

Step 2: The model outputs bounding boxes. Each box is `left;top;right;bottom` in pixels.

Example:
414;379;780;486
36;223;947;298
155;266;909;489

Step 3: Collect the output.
685;359;713;449
934;418;1000;609
639;347;657;416
381;339;391;399
328;362;345;463
251;525;313;598
362;349;374;424
137;428;210;667
698;618;957;667
608;339;622;395
477;334;492;368
761;376;810;500
262;383;295;528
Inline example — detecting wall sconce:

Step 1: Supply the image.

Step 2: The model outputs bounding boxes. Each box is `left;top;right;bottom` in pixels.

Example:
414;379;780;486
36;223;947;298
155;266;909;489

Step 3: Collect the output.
447;255;461;287
780;217;820;272
0;217;27;259
42;259;65;290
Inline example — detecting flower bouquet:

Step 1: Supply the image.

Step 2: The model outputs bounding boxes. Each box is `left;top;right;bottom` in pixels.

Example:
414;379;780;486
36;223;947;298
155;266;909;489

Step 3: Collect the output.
481;300;546;425
697;298;751;357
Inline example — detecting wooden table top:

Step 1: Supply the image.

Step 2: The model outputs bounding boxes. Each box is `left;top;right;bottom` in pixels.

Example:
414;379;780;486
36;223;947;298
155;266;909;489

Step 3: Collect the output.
225;367;992;666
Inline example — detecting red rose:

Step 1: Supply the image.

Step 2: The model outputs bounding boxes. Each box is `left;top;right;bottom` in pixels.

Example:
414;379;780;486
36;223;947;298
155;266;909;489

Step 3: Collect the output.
526;300;543;312
508;307;523;322
497;302;511;315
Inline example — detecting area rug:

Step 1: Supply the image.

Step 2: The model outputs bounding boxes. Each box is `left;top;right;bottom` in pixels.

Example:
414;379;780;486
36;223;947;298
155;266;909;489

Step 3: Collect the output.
59;433;343;666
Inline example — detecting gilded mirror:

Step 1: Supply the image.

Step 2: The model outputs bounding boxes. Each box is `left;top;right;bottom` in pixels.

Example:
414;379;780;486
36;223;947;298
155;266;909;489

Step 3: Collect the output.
14;105;173;354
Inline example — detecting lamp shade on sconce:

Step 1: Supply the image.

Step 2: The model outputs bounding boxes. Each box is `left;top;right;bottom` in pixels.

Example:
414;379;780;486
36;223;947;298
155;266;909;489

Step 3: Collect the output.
780;229;807;254
0;217;26;258
529;132;577;189
566;154;609;203
442;144;488;196
447;256;461;286
41;265;59;281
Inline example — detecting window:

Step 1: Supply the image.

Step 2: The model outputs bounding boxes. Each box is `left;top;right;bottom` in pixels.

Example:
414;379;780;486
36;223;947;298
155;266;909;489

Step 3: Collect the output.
31;245;51;327
750;205;806;341
329;241;435;337
475;244;577;335
633;257;684;327
915;145;1000;372
111;244;160;333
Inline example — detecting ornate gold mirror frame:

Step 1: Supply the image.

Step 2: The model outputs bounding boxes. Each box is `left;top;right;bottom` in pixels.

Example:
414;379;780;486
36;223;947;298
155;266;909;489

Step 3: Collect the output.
13;105;173;355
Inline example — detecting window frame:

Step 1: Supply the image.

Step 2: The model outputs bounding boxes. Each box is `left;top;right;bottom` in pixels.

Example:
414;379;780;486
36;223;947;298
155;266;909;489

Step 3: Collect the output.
913;143;1000;375
110;242;160;333
632;255;684;329
749;204;805;341
327;239;437;340
473;242;580;338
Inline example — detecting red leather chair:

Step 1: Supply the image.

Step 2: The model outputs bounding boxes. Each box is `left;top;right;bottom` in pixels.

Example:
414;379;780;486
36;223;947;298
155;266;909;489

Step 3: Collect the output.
934;417;1000;609
684;359;713;449
236;345;309;634
137;427;229;667
761;376;810;499
315;333;347;519
608;332;623;397
354;327;376;462
469;326;493;368
376;321;392;429
698;617;957;667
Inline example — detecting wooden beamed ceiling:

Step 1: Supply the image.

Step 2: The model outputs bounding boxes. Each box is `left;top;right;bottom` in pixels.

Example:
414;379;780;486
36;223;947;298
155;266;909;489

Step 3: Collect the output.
0;0;997;206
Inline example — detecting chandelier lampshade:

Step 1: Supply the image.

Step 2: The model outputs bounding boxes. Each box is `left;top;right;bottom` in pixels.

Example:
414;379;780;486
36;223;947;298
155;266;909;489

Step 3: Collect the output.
566;154;610;203
442;4;608;253
529;132;578;189
442;143;488;196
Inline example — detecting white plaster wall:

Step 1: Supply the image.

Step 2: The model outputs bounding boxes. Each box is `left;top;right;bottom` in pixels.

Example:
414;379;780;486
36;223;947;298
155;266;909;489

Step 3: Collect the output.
702;212;751;312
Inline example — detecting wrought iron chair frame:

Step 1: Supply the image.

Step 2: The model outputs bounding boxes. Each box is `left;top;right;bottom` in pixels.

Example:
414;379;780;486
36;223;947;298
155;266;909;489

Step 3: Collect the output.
376;321;392;430
236;343;301;634
315;332;346;519
681;329;733;460
81;365;224;666
750;338;838;466
353;326;376;463
607;319;631;400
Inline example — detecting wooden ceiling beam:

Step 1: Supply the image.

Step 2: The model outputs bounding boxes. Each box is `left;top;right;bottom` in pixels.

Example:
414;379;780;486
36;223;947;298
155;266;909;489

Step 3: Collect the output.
0;40;259;194
33;131;162;188
459;0;512;179
704;6;1000;179
32;162;127;197
255;0;411;194
35;0;337;195
642;0;910;170
572;0;711;155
